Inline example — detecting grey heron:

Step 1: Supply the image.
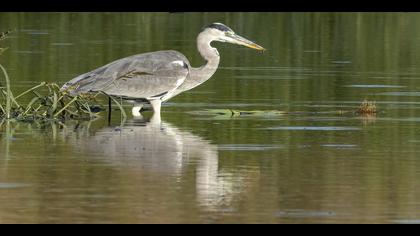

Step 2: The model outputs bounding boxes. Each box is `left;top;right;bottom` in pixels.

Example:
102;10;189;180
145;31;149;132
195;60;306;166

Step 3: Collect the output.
61;23;265;117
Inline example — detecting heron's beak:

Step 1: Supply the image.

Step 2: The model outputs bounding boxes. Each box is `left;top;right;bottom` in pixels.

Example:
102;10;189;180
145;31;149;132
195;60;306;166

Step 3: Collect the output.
228;33;266;51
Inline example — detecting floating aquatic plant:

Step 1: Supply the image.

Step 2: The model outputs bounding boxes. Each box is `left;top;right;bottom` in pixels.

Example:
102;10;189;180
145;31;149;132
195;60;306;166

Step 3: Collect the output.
356;99;377;115
189;109;286;118
190;100;378;120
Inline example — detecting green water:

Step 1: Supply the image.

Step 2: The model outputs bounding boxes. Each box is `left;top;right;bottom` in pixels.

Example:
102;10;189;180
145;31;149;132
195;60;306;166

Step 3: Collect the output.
1;12;420;223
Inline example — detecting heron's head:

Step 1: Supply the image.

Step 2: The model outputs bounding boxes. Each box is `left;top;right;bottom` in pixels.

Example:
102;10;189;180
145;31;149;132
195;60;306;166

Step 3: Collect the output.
201;23;265;51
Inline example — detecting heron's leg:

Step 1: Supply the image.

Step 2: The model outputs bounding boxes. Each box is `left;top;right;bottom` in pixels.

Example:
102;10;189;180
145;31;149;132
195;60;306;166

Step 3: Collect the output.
149;99;162;114
108;97;112;124
132;104;143;117
146;100;161;124
150;112;161;124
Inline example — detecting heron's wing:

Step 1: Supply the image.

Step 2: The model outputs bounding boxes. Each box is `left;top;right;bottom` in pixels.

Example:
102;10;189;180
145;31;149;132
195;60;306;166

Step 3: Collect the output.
62;50;190;99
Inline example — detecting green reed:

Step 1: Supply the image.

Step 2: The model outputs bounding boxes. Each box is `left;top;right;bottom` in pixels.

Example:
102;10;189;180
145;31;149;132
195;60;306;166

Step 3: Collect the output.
0;64;12;119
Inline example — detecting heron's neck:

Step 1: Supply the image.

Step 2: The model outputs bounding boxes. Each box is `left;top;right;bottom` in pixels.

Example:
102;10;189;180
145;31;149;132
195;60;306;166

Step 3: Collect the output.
194;32;220;82
163;32;220;101
198;33;220;63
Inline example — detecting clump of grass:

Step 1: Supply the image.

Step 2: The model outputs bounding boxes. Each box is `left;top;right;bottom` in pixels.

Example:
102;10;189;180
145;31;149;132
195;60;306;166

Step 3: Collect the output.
0;81;128;122
356;99;377;115
0;79;128;122
0;82;98;121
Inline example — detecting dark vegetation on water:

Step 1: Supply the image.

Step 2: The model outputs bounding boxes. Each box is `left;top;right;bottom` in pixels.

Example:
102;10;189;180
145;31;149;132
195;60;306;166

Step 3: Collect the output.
356;99;377;115
0;30;377;122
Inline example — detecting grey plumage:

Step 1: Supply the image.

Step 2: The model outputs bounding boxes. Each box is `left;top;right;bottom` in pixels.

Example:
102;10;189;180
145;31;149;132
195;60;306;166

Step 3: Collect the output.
61;23;264;116
61;50;190;101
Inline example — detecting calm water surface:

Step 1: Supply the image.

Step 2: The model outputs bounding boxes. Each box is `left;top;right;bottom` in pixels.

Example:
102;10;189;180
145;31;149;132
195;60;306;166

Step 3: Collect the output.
1;12;420;223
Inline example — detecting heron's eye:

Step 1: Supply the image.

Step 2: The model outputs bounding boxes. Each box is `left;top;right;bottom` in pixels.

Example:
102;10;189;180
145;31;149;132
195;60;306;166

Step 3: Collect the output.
225;31;234;36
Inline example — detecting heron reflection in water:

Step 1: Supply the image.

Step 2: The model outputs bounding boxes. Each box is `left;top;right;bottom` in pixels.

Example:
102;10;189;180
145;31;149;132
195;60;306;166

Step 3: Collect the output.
61;23;265;117
56;115;255;211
